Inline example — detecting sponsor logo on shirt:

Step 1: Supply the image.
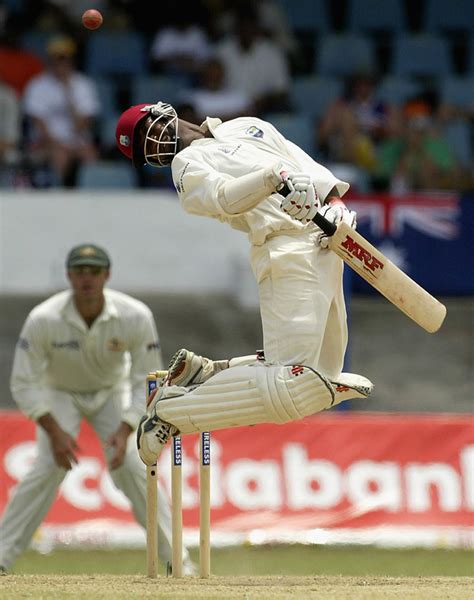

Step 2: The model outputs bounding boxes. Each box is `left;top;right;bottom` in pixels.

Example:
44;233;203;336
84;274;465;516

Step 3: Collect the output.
107;337;126;352
218;144;241;155
52;340;80;349
245;126;264;138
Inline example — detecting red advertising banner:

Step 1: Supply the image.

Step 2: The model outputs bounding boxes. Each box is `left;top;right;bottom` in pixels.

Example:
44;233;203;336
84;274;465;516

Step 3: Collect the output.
1;411;473;549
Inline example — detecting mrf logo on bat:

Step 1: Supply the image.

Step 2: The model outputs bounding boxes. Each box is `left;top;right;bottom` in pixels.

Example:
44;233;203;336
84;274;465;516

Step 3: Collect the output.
340;235;385;275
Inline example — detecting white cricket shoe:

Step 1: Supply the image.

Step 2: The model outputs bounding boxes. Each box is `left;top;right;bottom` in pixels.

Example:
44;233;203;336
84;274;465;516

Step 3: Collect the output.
136;385;179;466
167;348;228;387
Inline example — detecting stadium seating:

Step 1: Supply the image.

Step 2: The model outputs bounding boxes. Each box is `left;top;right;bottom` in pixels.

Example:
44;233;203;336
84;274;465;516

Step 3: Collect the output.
276;0;330;33
290;76;343;120
20;31;59;61
442;119;473;167
392;34;453;78
439;77;474;109
265;112;316;156
131;75;184;107
374;76;423;106
346;0;407;34
84;32;147;76
77;161;137;189
315;34;376;77
423;0;474;34
92;78;119;114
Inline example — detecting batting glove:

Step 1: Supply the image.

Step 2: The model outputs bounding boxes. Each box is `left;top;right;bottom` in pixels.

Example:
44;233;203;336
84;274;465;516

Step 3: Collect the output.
280;173;320;223
317;203;357;248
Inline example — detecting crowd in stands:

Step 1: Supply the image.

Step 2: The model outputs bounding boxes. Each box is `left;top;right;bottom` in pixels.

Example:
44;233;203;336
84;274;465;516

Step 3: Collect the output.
0;0;472;192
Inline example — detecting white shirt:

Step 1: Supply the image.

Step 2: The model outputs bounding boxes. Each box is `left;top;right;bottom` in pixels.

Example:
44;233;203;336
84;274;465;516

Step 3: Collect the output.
23;71;100;146
10;289;163;428
216;38;289;100
171;116;349;245
151;26;212;62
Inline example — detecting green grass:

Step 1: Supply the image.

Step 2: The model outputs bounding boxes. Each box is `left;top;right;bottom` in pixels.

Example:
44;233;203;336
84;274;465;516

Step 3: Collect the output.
11;545;474;577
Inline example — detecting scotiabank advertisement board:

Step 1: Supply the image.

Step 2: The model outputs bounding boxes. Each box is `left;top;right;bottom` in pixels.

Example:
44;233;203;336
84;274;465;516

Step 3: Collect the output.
1;411;473;549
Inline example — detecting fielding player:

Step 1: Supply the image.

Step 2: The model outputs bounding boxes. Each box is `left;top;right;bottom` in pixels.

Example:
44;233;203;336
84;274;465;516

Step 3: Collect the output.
0;244;195;575
115;102;373;466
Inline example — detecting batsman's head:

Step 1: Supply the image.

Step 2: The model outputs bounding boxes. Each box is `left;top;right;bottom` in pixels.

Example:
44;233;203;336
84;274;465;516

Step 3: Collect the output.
116;102;179;168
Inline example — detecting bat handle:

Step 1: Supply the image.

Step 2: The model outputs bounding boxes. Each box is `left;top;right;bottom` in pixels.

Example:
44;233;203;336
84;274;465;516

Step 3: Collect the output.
278;182;337;237
312;212;337;236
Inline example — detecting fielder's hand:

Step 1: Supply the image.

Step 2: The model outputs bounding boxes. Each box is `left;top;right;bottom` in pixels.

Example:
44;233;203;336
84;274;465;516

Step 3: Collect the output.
280;173;320;223
317;202;357;248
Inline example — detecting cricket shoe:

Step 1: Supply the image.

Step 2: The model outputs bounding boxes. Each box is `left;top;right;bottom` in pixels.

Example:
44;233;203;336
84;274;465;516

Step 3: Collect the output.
137;385;179;466
330;372;374;405
167;348;228;387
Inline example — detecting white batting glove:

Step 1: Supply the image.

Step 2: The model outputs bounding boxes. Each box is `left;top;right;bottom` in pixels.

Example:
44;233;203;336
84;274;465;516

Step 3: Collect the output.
280;173;320;223
317;203;357;248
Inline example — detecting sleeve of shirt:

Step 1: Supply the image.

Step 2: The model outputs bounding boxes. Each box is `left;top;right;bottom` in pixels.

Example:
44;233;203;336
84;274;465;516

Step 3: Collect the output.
121;307;164;430
172;151;237;219
10;314;51;421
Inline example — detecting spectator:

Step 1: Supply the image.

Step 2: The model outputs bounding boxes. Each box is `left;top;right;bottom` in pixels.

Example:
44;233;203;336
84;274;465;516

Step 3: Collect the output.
376;98;461;193
23;35;100;187
0;243;196;576
215;5;290;115
318;73;397;176
150;13;212;82
210;0;297;57
182;57;252;122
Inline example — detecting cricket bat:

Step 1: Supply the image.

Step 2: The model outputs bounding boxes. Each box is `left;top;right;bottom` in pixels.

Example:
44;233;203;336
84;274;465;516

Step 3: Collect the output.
312;211;447;333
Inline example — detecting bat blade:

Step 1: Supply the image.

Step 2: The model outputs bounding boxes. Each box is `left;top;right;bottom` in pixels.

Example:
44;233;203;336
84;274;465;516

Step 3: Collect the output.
327;222;446;333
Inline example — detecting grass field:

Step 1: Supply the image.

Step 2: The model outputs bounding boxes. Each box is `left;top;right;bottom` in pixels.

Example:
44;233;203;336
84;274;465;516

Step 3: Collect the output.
2;545;473;599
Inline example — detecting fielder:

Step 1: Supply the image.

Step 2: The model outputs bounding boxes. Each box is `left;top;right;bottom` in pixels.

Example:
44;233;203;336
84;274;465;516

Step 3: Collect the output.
115;102;374;466
0;244;195;574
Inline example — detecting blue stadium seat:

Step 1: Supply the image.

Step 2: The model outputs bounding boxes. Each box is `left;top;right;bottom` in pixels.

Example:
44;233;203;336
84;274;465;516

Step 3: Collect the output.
266;112;315;156
92;78;119;113
392;35;453;78
375;76;423;106
443;119;472;167
77;161;138;189
84;32;147;76
290;76;343;120
98;112;120;150
20;31;59;61
131;76;184;106
315;34;376;77
346;0;407;34
469;34;474;75
276;0;330;33
423;0;474;34
439;77;474;109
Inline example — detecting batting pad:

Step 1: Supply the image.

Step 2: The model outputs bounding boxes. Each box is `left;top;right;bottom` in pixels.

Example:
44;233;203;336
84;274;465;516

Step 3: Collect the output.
156;364;335;434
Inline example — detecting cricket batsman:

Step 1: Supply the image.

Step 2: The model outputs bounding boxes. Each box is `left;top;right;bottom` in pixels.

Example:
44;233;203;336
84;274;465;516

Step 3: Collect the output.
115;102;373;465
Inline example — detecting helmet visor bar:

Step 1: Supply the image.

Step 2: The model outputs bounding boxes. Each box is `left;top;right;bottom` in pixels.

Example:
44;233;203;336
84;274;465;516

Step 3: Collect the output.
143;103;179;167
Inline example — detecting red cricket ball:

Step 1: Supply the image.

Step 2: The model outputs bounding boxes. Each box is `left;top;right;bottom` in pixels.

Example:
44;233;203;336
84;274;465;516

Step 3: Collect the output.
82;9;103;30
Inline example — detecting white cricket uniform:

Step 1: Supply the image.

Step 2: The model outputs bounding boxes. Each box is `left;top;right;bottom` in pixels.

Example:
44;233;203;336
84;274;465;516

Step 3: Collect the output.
0;289;190;571
172;116;350;376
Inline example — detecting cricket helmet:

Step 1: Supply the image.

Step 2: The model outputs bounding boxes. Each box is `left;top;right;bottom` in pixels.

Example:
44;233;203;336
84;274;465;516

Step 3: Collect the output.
116;102;179;167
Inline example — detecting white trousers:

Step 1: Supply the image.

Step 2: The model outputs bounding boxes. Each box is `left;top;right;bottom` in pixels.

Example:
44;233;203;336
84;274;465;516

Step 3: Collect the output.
0;388;184;570
251;229;347;378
